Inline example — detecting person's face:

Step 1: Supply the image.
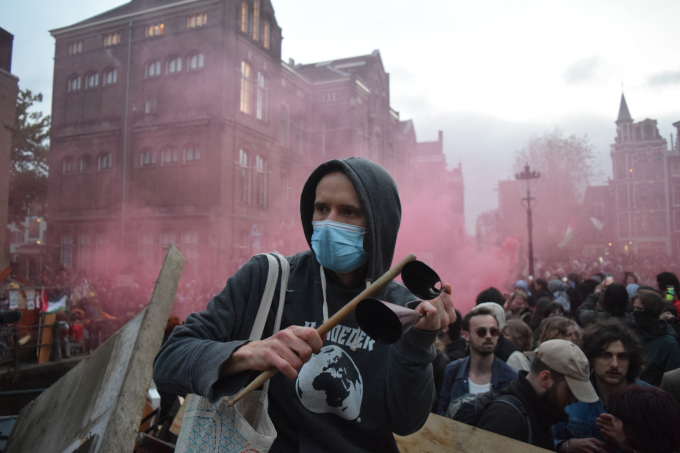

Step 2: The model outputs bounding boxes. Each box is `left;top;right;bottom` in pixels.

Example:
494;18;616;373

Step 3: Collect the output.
563;324;578;344
633;299;645;312
510;295;527;314
593;340;630;387
463;314;498;357
545;377;578;414
313;172;366;228
626;275;636;284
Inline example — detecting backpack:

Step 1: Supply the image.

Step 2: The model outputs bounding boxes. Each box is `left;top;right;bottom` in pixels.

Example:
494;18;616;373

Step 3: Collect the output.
452;393;533;445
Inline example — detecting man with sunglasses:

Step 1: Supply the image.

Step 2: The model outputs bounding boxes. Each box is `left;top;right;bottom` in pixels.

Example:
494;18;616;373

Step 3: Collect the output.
437;307;518;416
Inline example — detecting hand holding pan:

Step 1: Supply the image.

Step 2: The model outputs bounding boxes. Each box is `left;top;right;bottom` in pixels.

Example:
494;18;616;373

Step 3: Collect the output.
355;261;452;344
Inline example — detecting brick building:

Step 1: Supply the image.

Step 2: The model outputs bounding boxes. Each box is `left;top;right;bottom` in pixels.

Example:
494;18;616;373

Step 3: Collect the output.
0;27;19;269
47;0;462;281
610;94;679;257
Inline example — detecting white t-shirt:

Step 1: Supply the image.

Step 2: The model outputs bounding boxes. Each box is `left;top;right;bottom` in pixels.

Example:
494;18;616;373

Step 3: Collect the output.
468;379;492;394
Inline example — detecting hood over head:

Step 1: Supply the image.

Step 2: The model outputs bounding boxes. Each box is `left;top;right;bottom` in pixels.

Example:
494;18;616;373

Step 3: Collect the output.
300;158;401;282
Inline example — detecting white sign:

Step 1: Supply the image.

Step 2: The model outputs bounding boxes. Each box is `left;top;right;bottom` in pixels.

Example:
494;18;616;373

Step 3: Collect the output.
26;290;35;310
9;290;19;309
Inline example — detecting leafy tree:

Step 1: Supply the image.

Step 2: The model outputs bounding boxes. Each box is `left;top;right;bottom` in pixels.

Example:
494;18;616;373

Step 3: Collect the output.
9;89;50;222
514;129;598;203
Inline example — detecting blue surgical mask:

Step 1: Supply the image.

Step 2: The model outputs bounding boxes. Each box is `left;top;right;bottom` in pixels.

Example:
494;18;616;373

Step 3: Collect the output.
311;220;368;273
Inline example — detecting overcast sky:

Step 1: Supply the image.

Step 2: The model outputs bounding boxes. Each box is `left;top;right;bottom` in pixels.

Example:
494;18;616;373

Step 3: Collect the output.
3;0;680;234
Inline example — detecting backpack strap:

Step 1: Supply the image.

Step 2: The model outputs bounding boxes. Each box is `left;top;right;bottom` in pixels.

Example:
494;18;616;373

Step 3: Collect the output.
493;395;533;445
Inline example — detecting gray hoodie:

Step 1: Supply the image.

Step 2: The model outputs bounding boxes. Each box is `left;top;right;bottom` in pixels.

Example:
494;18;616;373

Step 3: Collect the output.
153;158;437;452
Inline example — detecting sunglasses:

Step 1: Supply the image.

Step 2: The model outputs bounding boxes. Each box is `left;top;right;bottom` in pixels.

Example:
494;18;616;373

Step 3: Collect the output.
475;327;500;338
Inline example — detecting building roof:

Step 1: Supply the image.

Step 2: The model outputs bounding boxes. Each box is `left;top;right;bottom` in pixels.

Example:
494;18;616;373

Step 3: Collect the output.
617;93;632;123
294;50;383;85
50;0;207;35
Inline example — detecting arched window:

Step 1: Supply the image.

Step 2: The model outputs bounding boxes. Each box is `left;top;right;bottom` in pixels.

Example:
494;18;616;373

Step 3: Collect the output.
80;155;92;172
184;145;201;162
238;149;250;204
252;0;260;41
263;19;270;49
161;147;179;165
240;1;248;34
167;56;182;74
256;72;266;121
145;61;161;78
240;62;251;114
103;68;117;85
188;53;204;70
98;153;112;170
140;149;155;167
279;106;289;147
255;154;266;208
68;75;81;92
85;72;99;88
62;157;74;174
182;230;199;273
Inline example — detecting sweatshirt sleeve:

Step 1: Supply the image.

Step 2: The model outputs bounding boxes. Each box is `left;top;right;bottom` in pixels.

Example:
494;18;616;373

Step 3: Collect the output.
153;256;268;403
386;327;438;435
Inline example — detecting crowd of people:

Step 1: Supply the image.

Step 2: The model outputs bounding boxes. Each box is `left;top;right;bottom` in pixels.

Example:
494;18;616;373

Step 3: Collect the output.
434;269;680;453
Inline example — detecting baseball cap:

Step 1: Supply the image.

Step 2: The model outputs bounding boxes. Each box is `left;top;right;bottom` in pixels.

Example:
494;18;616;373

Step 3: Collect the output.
524;339;598;404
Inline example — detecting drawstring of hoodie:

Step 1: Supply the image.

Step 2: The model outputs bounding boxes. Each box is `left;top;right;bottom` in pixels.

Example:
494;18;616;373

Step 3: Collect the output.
319;269;373;351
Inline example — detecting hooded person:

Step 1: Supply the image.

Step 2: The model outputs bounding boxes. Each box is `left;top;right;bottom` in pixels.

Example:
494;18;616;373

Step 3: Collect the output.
153;158;455;453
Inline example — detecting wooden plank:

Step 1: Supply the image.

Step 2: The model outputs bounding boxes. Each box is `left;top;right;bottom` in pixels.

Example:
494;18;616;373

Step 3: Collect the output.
4;245;184;453
395;413;551;453
37;313;55;364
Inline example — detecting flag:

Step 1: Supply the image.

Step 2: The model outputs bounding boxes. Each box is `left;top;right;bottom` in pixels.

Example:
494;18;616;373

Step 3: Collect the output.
590;217;604;231
46;295;68;313
558;219;576;248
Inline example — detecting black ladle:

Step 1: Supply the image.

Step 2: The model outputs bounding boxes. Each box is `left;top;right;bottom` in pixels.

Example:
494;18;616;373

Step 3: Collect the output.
401;260;443;300
355;298;425;344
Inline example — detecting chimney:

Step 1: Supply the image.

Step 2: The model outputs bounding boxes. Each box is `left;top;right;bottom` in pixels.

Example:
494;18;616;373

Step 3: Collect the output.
438;130;443;143
288;58;295;67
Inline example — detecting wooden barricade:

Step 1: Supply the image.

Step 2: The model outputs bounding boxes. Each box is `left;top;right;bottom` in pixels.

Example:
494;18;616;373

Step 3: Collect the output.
395;413;551;453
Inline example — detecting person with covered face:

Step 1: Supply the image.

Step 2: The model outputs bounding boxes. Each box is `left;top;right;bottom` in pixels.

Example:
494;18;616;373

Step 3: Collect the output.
476;339;599;450
153;158;456;452
552;320;648;453
631;290;680;386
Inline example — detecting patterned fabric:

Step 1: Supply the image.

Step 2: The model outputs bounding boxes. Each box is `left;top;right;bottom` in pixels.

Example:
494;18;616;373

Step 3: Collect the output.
176;394;262;453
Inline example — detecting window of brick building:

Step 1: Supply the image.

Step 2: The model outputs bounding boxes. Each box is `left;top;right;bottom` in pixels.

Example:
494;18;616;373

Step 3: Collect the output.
140;149;156;167
256;72;267;120
187;13;207;28
184;145;201;162
146;61;161;78
103;68;117;85
188;53;204;70
78;233;92;270
255;155;266;208
263;19;270;49
239;149;251;204
182;231;199;273
68;41;82;54
161;147;179;165
672;162;680;178
240;1;248;34
167;56;182;74
61;233;73;268
68;75;81;92
240;61;251;114
145;99;157;114
675;211;680;233
279;106;289;147
146;23;164;37
63;157;73;174
252;0;260;41
85;72;99;88
103;32;121;46
80;155;92;172
98;153;112;170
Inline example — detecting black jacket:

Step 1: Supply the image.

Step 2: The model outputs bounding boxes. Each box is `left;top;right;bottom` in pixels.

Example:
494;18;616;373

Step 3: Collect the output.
476;371;565;451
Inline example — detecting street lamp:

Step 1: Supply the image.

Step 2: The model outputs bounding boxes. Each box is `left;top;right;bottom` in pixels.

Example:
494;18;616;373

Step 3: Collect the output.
516;163;540;277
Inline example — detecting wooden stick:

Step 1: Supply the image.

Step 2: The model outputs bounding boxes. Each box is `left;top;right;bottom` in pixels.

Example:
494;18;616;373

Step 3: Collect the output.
227;253;417;407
